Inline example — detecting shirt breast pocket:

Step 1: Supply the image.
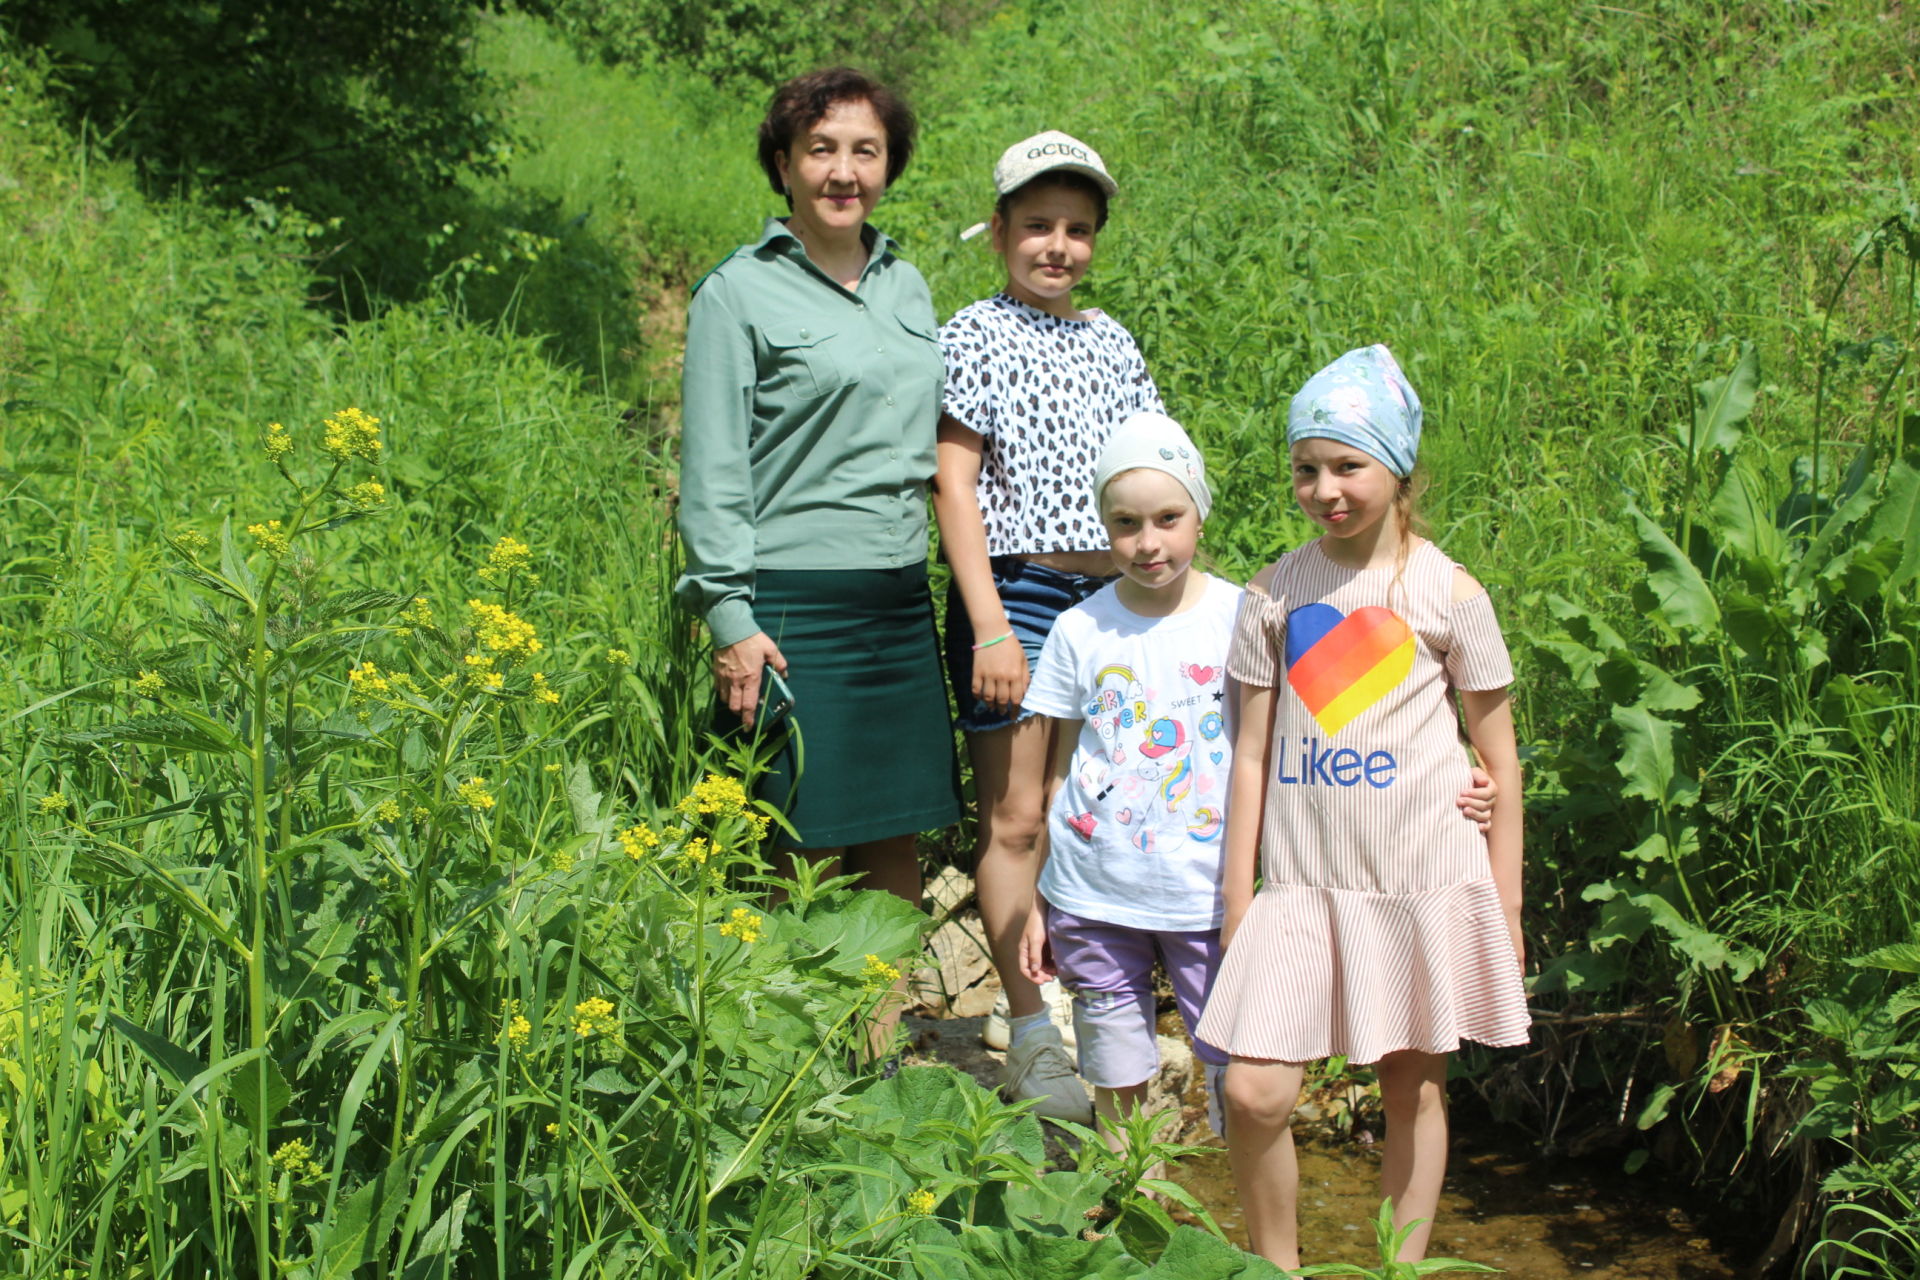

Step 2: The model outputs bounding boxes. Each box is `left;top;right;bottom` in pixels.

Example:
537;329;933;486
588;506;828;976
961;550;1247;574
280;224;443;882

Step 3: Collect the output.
763;322;854;401
894;313;944;385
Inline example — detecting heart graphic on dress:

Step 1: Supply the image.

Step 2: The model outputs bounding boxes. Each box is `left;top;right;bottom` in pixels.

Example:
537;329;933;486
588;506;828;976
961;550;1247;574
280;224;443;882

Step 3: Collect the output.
1284;603;1415;734
1115;807;1134;825
1209;750;1224;764
1185;663;1218;685
1067;812;1097;840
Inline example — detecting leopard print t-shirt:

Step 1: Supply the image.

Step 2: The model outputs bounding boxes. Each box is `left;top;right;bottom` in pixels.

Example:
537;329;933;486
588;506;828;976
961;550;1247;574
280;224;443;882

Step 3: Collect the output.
940;293;1165;556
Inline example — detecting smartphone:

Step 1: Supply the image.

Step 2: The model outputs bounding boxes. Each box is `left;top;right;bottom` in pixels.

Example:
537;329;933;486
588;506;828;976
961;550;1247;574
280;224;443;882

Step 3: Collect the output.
758;666;796;727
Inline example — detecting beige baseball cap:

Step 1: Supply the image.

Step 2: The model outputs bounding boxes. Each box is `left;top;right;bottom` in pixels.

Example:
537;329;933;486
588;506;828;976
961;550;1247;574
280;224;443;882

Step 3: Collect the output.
993;130;1117;199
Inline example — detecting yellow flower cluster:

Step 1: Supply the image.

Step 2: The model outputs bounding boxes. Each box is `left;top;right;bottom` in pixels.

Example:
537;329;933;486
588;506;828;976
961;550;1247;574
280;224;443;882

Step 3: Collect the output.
246;520;290;560
374;799;402;823
860;954;901;993
530;671;559;705
605;648;630;666
322;407;382;463
464;653;505;691
905;1188;937;1217
173;528;210;557
271;1138;326;1184
618;823;660;860
399;597;433;629
344;478;387;510
502;999;533;1050
262;420;294;462
38;792;64;814
468;600;542;663
133;670;166;696
675;774;772;843
573;996;617;1037
347;661;391;698
456;777;496;810
678;837;714;866
718;908;763;944
477;535;534;585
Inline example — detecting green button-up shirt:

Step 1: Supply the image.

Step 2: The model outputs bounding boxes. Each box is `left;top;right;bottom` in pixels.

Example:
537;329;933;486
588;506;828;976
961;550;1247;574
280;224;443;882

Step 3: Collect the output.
674;217;945;648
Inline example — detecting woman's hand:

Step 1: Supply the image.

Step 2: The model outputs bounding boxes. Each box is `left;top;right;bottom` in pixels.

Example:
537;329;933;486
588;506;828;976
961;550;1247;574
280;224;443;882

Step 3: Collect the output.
714;631;788;729
1457;765;1497;832
1018;903;1055;985
972;630;1029;713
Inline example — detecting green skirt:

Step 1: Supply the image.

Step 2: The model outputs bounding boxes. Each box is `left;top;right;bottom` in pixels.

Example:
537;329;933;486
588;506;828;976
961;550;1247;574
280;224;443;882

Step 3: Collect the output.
733;563;961;849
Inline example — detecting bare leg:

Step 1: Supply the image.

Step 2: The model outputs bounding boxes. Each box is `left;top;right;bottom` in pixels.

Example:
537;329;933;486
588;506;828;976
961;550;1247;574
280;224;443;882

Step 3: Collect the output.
843;832;922;1057
967;718;1055;1020
1225;1057;1305;1268
1093;1081;1152;1156
1376;1050;1450;1261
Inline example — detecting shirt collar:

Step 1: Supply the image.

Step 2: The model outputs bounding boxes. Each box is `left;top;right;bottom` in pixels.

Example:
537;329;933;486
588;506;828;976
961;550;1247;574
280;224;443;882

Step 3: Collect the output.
755;216;896;267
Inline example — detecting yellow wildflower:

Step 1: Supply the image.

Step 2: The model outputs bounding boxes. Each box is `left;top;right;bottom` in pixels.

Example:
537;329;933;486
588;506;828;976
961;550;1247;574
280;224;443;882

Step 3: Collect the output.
605;648;630;666
678;837;711;866
677;774;752;820
905;1188;937;1216
374;799;401;823
271;1138;326;1184
412;805;432;822
507;1014;532;1050
400;597;434;628
860;954;901;993
545;1122;560;1136
172;528;210;557
573;996;617;1037
549;847;576;873
530;671;560;704
718;908;763;944
456;777;496;811
133;670;166;697
37;792;64;814
322;407;382;463
477;535;533;584
618;823;660;860
467;600;542;663
246;520;290;560
543;762;562;774
262;421;294;462
344;478;387;510
347;661;390;698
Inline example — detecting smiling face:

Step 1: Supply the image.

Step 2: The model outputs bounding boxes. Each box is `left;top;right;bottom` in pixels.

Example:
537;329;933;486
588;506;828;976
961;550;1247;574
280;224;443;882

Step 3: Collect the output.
774;97;888;248
990;182;1100;317
1289;436;1403;560
1101;468;1203;612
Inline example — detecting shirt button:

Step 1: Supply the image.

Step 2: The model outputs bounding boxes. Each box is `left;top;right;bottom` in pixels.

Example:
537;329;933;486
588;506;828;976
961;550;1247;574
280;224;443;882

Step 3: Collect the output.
799;329;810;338
885;396;895;406
889;449;898;459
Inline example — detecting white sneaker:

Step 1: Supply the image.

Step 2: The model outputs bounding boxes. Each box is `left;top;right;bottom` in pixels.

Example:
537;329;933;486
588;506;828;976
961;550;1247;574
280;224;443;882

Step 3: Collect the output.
981;981;1077;1052
1001;1023;1093;1125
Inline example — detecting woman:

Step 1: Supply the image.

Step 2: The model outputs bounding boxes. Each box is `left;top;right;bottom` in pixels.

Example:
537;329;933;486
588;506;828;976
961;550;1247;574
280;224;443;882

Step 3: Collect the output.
674;68;960;927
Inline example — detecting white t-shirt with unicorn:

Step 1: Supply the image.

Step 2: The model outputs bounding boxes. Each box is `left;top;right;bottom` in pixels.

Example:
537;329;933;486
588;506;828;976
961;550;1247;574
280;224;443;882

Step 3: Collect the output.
1023;574;1242;932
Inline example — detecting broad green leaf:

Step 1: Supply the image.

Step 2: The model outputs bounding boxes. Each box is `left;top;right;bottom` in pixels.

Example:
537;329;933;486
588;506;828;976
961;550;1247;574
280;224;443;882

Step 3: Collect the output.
1609;706;1698;809
107;1012;208;1089
1632;891;1760;980
939;1223;1147;1279
1709;461;1785;584
229;1052;292;1130
400;1190;471;1280
1865;457;1920;590
1627;504;1721;638
1636;1082;1677;1130
1683;341;1758;463
1140;1224;1289;1277
59;710;240;756
1545;593;1628;653
1850;942;1920;975
306;1159;410;1280
217;517;260;605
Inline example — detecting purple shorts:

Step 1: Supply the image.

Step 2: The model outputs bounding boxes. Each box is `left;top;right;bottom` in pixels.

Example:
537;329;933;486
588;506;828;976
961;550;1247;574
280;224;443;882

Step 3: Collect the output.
1047;906;1228;1089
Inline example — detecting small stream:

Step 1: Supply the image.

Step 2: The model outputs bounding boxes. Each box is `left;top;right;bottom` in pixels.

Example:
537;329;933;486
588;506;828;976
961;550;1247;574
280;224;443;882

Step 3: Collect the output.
1168;1119;1746;1278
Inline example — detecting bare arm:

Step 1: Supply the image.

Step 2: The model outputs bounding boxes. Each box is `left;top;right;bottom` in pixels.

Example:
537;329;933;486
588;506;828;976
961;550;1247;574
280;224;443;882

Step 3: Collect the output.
1461;685;1524;973
1221;680;1277;951
1019;720;1080;985
931;413;1027;712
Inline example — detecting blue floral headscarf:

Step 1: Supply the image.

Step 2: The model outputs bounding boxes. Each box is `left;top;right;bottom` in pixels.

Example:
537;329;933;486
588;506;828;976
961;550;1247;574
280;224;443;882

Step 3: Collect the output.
1286;344;1423;478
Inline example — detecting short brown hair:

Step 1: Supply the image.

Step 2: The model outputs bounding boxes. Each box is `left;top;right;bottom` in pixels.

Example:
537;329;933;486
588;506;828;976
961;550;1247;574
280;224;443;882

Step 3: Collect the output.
757;67;917;198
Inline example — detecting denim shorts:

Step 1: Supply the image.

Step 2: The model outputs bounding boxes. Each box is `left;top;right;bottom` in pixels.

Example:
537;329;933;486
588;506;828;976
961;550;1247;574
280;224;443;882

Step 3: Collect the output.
943;557;1116;734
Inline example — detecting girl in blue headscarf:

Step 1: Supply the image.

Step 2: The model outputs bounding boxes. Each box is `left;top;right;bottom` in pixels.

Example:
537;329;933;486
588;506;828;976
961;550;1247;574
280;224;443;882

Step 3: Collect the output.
1195;345;1530;1268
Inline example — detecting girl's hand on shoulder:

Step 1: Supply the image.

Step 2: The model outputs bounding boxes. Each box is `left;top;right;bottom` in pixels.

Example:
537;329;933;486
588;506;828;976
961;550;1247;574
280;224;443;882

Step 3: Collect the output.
714;631;787;728
973;630;1030;712
1457;765;1496;833
1018;904;1055;985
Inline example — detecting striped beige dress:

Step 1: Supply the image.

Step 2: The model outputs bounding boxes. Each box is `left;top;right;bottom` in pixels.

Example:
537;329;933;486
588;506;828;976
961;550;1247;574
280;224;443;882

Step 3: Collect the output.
1195;539;1530;1065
